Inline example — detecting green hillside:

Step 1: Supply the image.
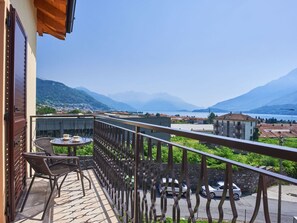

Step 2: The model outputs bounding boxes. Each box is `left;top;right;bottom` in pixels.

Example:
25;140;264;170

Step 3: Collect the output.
37;78;110;111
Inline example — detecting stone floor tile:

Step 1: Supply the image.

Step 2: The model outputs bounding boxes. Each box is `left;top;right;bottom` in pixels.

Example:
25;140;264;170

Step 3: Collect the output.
14;170;118;223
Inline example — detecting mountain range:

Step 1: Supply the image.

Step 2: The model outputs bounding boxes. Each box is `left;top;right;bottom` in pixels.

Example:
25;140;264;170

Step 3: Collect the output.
109;91;200;111
37;67;297;115
210;68;297;114
37;78;198;112
76;87;136;111
37;78;110;111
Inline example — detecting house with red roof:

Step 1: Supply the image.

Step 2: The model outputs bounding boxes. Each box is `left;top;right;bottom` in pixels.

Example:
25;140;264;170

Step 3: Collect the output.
214;113;258;140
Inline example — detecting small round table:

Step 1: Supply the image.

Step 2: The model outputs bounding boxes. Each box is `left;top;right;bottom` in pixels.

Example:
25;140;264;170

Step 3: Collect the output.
50;137;93;156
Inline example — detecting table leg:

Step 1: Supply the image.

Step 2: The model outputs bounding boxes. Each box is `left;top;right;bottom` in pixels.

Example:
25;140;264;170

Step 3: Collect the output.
73;146;77;156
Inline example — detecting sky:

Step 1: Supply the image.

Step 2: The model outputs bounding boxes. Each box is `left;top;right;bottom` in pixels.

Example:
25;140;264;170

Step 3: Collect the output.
37;0;297;108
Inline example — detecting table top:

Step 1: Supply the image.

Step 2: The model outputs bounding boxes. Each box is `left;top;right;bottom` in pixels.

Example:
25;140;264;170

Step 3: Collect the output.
50;137;93;147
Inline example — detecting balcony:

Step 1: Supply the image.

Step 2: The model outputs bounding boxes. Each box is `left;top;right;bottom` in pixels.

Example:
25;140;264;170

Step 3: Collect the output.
235;125;242;130
15;170;118;222
15;115;297;222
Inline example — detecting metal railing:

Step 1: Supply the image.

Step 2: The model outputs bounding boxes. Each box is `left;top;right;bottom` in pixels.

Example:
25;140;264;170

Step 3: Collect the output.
92;115;297;223
29;114;297;222
29;114;94;152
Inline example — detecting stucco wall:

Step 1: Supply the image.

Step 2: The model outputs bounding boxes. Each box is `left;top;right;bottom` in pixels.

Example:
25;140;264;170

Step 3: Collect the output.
244;121;257;140
214;120;257;140
0;0;36;222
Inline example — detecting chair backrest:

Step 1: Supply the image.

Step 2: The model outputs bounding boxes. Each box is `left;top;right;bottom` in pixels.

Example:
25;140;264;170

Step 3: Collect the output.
34;137;54;156
22;153;52;176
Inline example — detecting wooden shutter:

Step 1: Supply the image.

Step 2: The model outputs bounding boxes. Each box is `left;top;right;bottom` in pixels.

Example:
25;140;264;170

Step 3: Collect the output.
5;5;27;222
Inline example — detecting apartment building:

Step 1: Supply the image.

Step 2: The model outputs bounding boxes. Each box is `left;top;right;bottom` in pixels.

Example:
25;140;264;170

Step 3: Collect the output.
213;113;257;140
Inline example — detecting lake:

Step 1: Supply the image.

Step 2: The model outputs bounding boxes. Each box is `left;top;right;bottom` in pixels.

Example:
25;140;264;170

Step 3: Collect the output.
143;111;297;121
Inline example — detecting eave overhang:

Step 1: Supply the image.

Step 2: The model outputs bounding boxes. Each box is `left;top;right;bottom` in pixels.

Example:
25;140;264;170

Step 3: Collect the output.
34;0;76;40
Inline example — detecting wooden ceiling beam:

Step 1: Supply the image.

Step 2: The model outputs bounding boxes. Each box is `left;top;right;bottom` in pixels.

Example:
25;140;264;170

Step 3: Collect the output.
37;23;43;36
37;10;65;33
34;0;75;40
39;22;65;40
50;0;67;5
34;0;65;20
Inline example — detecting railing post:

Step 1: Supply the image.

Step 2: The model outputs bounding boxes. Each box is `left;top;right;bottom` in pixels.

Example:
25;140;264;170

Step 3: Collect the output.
29;116;33;177
277;136;284;223
133;126;140;223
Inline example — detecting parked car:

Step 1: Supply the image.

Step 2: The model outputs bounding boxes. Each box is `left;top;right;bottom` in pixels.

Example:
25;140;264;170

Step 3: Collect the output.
201;181;242;200
159;178;190;196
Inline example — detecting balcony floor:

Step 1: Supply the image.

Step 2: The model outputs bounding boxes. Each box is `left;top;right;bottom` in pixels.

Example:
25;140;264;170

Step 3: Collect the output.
14;170;118;223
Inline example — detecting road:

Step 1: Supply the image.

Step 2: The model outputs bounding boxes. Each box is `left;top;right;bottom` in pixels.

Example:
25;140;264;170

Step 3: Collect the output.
139;185;297;223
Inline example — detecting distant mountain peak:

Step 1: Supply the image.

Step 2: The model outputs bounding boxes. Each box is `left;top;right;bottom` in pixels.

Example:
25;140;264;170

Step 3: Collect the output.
211;68;297;113
76;87;136;111
109;91;201;111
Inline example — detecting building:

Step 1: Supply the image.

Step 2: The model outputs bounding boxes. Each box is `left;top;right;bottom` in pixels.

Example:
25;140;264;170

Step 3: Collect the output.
171;116;206;124
258;123;297;138
103;113;171;142
171;123;213;133
213;113;258;140
35;115;94;138
0;1;76;221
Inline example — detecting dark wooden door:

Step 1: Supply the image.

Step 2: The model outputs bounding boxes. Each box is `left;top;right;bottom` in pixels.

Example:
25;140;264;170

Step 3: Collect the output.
5;5;27;222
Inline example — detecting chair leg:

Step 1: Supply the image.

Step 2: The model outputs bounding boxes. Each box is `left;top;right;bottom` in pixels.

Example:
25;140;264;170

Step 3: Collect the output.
79;170;86;196
49;177;57;191
49;177;53;190
83;174;91;189
42;177;57;220
57;174;68;197
20;175;36;212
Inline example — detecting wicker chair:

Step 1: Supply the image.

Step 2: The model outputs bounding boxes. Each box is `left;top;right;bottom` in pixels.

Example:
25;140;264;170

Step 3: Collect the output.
20;153;86;220
34;137;55;156
34;137;69;167
34;137;92;170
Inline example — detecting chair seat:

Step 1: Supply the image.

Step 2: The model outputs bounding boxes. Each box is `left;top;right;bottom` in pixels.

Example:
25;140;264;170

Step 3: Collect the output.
50;163;78;175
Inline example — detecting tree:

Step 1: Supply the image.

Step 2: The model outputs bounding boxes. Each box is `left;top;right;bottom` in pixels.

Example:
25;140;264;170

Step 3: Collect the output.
252;128;260;141
68;109;81;114
207;112;216;124
36;106;56;115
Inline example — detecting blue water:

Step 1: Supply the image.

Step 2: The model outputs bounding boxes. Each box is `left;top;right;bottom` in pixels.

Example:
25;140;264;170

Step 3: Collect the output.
143;111;297;121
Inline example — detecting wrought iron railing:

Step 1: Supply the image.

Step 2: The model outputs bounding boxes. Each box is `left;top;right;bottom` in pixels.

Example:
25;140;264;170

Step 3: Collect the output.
30;115;297;222
92;115;297;223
